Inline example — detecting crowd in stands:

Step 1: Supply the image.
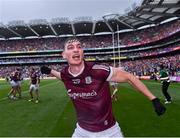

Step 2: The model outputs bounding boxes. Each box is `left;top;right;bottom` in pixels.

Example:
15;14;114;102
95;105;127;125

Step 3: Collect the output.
0;38;64;52
0;20;179;79
0;54;179;79
0;64;64;79
120;20;180;46
119;43;179;57
0;20;179;52
0;42;179;65
120;55;179;76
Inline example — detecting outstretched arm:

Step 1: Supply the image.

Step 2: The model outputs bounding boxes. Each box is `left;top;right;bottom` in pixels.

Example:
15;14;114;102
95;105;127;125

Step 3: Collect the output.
51;70;61;80
110;67;166;116
110;67;155;100
41;66;61;80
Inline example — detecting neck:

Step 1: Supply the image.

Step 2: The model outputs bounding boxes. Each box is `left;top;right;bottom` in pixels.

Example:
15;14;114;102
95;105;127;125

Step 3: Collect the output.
69;61;85;76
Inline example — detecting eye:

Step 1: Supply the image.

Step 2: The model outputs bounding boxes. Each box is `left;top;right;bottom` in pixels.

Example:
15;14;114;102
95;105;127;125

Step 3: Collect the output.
77;44;82;49
67;45;74;50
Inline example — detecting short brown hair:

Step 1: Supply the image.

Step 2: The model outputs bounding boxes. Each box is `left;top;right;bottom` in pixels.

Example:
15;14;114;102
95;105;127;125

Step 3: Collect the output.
64;37;81;49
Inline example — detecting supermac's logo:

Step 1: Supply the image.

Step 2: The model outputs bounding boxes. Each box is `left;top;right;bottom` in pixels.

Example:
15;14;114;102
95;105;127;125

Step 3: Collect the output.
67;89;97;99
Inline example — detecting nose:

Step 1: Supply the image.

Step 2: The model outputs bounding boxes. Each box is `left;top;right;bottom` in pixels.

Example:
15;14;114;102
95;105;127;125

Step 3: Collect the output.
73;46;80;52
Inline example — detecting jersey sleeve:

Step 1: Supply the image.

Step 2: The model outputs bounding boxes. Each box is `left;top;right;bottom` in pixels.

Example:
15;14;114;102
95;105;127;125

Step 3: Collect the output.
92;64;113;81
60;67;68;82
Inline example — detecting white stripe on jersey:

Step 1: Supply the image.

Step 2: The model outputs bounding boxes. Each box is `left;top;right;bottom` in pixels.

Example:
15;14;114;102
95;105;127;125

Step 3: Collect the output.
92;65;113;81
92;64;110;72
106;66;113;81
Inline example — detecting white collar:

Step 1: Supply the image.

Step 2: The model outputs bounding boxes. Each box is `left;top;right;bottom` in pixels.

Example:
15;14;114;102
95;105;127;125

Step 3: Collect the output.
68;64;85;77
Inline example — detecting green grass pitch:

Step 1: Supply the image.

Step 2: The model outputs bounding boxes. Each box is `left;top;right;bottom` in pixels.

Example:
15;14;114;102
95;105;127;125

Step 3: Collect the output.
0;79;179;137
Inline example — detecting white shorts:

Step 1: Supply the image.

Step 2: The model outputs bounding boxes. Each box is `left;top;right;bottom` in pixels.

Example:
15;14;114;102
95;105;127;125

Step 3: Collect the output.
17;81;22;86
29;84;39;91
72;122;124;138
110;82;118;86
10;80;18;87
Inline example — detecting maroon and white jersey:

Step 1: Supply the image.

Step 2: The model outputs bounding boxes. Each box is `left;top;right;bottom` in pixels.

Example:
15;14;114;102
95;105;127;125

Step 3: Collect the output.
10;71;18;82
61;62;116;132
30;71;40;85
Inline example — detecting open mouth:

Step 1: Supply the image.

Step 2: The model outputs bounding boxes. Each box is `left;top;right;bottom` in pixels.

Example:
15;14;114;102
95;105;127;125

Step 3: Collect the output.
72;54;80;60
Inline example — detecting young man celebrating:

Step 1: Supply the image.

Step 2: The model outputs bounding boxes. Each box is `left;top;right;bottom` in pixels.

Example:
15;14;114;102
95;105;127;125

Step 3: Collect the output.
41;38;166;137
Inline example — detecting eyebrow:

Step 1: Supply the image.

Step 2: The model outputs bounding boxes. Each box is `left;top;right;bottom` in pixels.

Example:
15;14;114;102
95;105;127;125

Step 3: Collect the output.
67;44;74;48
66;42;81;47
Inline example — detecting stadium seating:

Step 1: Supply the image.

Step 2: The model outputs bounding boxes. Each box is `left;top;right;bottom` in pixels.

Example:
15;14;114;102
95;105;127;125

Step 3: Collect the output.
0;20;179;79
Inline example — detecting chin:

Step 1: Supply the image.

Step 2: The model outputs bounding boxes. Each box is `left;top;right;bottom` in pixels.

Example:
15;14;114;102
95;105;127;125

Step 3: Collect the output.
70;60;83;66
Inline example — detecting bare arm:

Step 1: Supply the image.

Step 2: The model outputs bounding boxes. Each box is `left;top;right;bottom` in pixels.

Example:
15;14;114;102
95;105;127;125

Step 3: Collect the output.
110;67;156;100
51;69;61;80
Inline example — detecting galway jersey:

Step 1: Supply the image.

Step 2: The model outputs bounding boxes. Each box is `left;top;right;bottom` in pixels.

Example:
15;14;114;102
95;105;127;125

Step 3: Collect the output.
10;71;19;82
17;71;22;81
30;71;39;84
61;62;116;132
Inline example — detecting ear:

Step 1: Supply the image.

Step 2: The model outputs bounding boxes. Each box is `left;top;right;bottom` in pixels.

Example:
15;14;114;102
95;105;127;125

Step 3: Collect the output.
62;51;66;59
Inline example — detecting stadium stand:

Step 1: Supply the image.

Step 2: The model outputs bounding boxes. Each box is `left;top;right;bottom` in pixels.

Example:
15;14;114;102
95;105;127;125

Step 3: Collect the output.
0;0;179;81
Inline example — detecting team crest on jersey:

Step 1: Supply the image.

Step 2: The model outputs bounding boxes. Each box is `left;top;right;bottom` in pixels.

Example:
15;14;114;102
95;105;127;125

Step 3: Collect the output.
85;76;92;84
72;79;80;84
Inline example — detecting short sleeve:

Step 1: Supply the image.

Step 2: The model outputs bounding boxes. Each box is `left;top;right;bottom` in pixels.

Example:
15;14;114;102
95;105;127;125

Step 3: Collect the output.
92;64;113;81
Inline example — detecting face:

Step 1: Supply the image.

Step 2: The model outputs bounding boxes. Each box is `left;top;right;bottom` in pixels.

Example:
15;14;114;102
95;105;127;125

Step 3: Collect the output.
31;68;35;73
62;40;84;66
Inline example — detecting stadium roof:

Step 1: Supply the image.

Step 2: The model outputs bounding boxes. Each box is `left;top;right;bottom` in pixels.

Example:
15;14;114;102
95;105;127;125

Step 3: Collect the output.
0;0;179;40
